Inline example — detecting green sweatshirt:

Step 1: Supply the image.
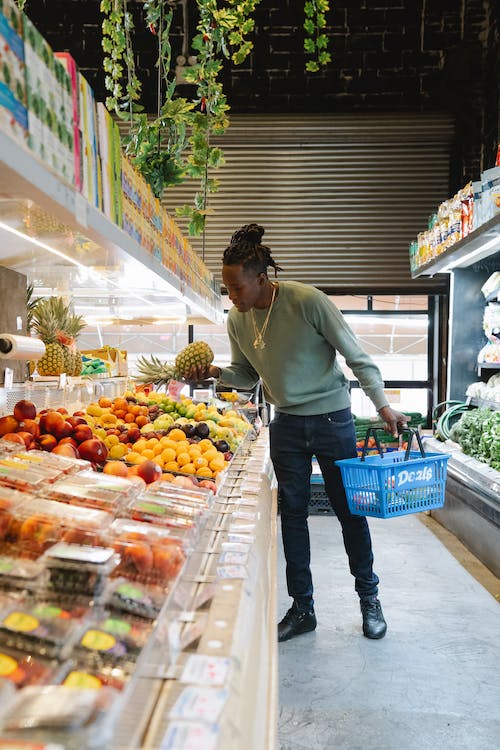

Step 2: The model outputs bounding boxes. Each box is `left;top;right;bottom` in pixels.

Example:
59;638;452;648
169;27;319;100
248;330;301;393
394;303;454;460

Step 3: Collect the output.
218;280;389;416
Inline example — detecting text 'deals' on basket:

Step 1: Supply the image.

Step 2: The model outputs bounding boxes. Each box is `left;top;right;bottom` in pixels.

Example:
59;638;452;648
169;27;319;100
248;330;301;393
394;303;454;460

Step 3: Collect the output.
335;428;450;519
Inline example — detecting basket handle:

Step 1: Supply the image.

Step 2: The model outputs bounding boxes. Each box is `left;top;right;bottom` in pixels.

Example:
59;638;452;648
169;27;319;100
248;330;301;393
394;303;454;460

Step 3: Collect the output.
398;427;426;460
360;427;385;461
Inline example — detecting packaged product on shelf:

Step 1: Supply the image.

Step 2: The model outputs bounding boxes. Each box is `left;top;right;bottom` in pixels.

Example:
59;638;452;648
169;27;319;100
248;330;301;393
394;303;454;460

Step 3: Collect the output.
0;684;120;745
6;448;92;475
0;496;113;558
71;611;153;670
54;51;82;192
78;72;100;209
103;576;166;620
55;659;129;691
96;102;122;225
41;543;120;600
480;166;500;223
471;179;483;230
0;556;47;592
107;517;187;586
0;456;64;484
23;16;74;184
44;470;141;514
0;2;28;150
125;495;198;536
0;11;26;107
0;460;48;493
0;644;63;688
0;600;84;659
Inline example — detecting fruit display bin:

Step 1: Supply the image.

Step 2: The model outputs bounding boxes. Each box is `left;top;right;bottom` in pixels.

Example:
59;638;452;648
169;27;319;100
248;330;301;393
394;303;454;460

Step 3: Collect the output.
336;428;450;518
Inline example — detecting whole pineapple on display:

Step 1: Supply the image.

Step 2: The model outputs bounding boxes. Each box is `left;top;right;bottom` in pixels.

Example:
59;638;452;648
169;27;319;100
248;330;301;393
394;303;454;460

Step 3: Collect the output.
64;311;86;376
31;298;65;376
174;341;214;380
134;355;177;388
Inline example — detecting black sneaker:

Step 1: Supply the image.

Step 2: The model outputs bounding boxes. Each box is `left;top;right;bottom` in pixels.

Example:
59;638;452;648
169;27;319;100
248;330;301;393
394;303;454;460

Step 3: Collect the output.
360;596;387;639
278;603;317;642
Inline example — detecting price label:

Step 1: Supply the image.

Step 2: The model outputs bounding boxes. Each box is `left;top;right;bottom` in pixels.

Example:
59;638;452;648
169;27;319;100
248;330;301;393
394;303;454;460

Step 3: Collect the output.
160;721;219;750
180;654;230;686
169;686;229;722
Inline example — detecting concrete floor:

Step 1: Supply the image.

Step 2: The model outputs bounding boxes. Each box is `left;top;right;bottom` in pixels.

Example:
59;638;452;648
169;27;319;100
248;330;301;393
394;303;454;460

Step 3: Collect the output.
277;513;500;750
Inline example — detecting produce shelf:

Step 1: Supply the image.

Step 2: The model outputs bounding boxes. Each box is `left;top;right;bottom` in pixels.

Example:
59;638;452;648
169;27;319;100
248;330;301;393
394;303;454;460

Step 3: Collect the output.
0;130;223;324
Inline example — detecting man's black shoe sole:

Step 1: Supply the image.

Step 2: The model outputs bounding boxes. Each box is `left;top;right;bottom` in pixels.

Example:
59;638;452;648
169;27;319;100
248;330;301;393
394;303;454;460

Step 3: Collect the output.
278;616;317;642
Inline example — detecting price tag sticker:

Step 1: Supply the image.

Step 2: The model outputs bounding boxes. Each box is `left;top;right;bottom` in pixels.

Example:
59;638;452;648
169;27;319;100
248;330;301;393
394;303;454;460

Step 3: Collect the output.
169;686;229;722
216;564;248;579
160;720;219;750
58;373;67;389
218;551;249;565
180;654;230;686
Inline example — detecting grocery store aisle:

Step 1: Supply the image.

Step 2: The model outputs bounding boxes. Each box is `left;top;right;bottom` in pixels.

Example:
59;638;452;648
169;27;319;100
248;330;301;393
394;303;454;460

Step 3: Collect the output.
277;513;500;750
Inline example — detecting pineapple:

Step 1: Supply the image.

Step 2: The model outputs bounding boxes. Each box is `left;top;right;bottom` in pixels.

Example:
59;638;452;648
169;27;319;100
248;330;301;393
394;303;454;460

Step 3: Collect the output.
31;298;66;376
64;312;86;376
174;341;214;380
134;355;177;388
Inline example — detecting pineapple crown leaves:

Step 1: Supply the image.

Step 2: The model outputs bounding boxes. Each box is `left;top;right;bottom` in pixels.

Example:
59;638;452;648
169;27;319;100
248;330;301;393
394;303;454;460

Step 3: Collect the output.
134;354;177;384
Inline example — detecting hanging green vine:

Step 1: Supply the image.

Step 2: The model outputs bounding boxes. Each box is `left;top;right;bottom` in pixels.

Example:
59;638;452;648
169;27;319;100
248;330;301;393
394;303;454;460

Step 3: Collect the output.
177;0;261;235
304;0;331;72
100;0;142;116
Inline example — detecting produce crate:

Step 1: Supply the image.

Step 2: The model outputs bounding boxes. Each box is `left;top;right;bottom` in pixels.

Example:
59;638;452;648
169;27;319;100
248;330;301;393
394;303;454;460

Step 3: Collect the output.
336;428;450;519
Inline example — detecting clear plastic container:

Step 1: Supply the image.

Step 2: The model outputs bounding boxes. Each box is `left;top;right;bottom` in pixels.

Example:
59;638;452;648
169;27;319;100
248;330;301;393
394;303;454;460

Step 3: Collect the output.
0;644;64;688
106;518;187;586
125;496;198;533
45;470;142;514
71;613;153;670
0;497;113;559
0;457;64;484
0;462;48;493
0;684;120;748
0;556;47;592
0;601;85;659
104;577;167;620
55;659;129;691
41;543;121;600
9;449;92;475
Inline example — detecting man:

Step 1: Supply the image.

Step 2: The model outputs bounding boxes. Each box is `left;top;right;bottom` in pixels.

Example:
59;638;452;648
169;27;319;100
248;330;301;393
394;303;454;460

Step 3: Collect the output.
188;223;409;642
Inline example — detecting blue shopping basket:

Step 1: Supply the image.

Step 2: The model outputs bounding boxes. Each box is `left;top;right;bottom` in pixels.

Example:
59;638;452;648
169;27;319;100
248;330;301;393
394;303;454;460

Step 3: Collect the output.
336;428;450;519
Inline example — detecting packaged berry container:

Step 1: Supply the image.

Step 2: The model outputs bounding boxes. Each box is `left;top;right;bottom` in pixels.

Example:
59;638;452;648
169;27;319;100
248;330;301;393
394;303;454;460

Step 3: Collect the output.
0;463;48;493
106;518;187;586
10;449;92;475
71;612;153;670
0;457;64;484
44;479;123;515
56;659;129;691
0;645;64;689
3;497;112;558
41;544;120;600
0;557;47;593
104;577;167;620
146;481;213;507
0;601;85;659
0;684;120;748
125;496;198;534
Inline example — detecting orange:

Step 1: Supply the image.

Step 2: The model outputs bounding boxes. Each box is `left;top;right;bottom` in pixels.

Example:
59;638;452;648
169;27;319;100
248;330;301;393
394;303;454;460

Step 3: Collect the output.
160;437;177;450
180;463;195;475
202;448;218;462
209;457;225;472
135;415;149;427
169;428;186;442
193;456;208;469
164;460;179;472
146;437;159;448
196;466;213;477
153;443;164;456
198;439;213;451
124;412;135;423
127;451;147;465
103;460;128;477
133;439;148;453
141;449;155;460
113;398;129;412
176;452;191;467
161;448;177;463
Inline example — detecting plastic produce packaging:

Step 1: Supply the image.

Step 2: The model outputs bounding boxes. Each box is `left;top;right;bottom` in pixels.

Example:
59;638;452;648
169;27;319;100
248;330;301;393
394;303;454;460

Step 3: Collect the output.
71;612;153;670
0;601;86;659
41;543;120;600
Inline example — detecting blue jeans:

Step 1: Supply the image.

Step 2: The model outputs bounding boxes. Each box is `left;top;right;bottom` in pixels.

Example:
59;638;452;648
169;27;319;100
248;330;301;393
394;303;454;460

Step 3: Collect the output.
270;408;379;610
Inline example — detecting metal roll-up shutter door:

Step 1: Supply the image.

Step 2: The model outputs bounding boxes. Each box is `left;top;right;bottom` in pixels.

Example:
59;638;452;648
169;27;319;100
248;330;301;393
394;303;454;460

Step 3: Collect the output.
126;113;454;293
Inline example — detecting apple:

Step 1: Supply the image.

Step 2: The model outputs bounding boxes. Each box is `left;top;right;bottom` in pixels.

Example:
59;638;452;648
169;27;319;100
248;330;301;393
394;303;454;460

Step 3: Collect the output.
72;424;93;443
51;420;74;440
0;415;19;436
38;434;57;452
67;416;87;428
56;407;69;415
72;410;86;417
13;400;37;421
39;411;64;435
18;419;40;438
78;438;108;464
118;433;130;444
52;443;80;458
136;459;162;485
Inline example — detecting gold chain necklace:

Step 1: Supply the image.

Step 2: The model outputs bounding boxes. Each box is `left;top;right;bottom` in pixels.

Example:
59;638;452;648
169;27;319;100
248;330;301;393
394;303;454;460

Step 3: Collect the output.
250;283;277;350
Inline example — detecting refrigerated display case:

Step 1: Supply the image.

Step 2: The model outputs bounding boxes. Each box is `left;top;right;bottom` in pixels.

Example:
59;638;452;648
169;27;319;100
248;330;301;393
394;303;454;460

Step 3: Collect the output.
412;214;500;577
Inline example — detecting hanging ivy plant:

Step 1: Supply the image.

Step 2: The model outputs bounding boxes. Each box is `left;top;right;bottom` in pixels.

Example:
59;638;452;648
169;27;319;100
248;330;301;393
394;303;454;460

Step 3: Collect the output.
304;0;331;72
